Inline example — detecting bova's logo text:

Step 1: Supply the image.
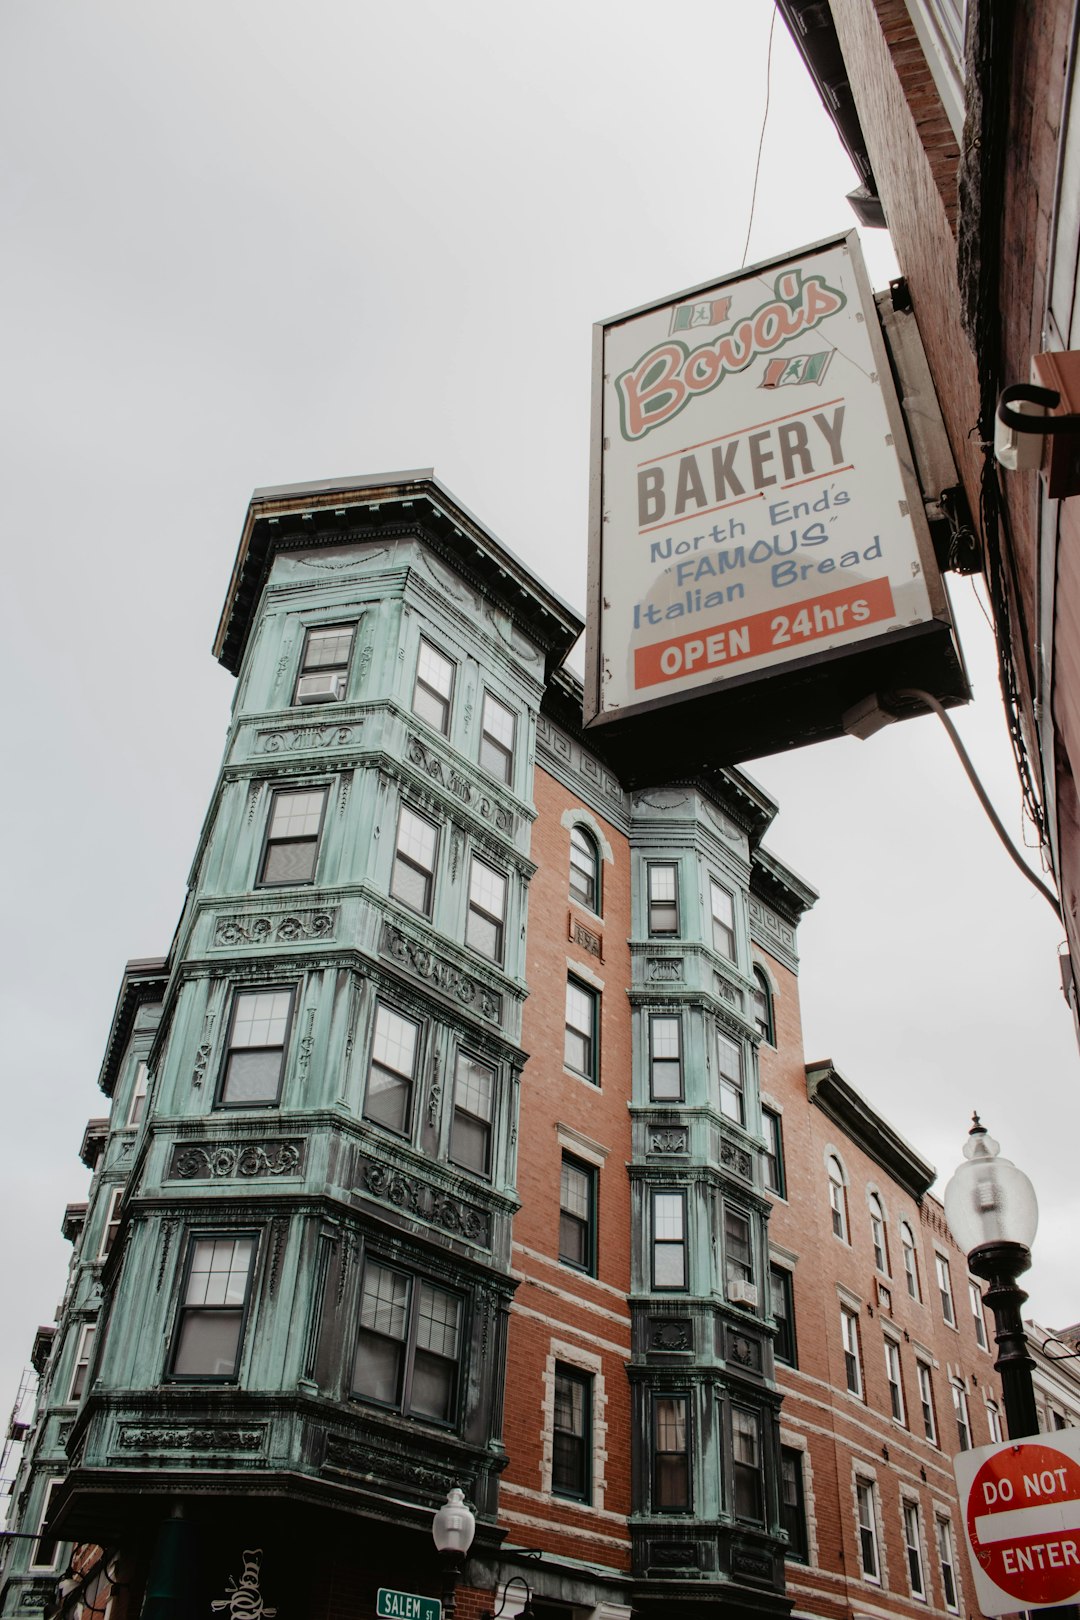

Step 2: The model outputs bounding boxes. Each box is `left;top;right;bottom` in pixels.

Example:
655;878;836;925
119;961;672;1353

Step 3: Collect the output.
616;269;845;441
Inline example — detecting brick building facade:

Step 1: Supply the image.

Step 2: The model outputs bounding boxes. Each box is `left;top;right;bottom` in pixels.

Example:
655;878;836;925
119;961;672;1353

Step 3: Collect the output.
0;473;1037;1620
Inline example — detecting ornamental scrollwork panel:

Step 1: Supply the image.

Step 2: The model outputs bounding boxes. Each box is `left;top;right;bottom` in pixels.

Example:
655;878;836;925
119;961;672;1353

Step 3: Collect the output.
168;1141;304;1181
356;1157;490;1247
404;735;514;834
212;909;337;948
116;1425;265;1452
381;923;502;1023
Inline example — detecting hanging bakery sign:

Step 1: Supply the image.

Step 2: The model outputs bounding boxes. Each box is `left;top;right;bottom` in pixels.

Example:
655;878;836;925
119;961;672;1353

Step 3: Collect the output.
583;232;967;771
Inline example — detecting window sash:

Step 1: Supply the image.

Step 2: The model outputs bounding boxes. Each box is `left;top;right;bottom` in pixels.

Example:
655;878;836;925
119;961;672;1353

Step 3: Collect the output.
952;1380;971;1449
885;1339;906;1423
653;1191;687;1290
717;1031;744;1123
917;1362;937;1443
857;1481;880;1580
413;639;455;733
30;1481;64;1572
552;1367;591;1500
569;826;599;911
781;1448;808;1560
936;1254;955;1324
170;1235;256;1381
449;1052;494;1177
295;624;354;703
752;970;773;1043
841;1308;862;1395
653;1394;690;1511
937;1518;959;1611
902;1227;920;1299
969;1280;988;1348
710;879;736;959
559;1155;596;1273
647;863;679;935
649;1014;682;1100
128;1060;149;1127
870;1201;889;1273
364;1003;420;1135
98;1186;123;1261
828;1161;847;1240
391;806;438;915
352;1261;461;1425
220;988;293;1107
259;786;327;886
762;1108;785;1195
480;692;515;783
732;1407;764;1522
69;1324;96;1402
724;1209;753;1288
904;1502;926;1597
564;978;598;1083
466;858;507;963
771;1266;796;1365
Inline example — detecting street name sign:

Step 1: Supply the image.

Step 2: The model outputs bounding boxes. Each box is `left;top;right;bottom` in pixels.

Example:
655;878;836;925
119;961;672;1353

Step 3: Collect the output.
954;1431;1080;1613
376;1591;441;1620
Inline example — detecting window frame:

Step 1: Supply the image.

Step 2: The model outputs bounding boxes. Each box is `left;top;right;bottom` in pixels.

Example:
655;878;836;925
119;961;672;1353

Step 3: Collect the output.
856;1478;881;1583
564;976;599;1085
936;1515;960;1613
28;1479;65;1573
649;1012;683;1101
68;1322;96;1403
351;1258;463;1427
647;861;679;936
969;1278;989;1349
717;1028;744;1124
363;1000;422;1138
841;1305;863;1397
901;1221;921;1300
935;1252;956;1326
724;1206;754;1294
781;1447;808;1562
709;877;736;960
216;985;295;1109
167;1231;258;1384
391;803;439;917
987;1396;1003;1443
903;1499;927;1600
869;1193;890;1275
569;824;601;914
552;1364;592;1503
771;1264;797;1366
951;1376;971;1450
652;1392;691;1512
412;637;455;735
294;622;355;706
916;1360;938;1444
127;1059;149;1128
479;690;516;785
827;1156;848;1242
884;1335;906;1425
98;1186;123;1263
558;1153;598;1275
762;1107;785;1197
448;1048;495;1179
466;855;508;965
732;1405;765;1524
652;1189;687;1291
752;968;774;1044
257;783;329;888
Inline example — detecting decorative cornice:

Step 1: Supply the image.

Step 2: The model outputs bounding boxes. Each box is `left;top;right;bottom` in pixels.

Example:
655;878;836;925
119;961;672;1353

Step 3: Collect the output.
807;1060;935;1200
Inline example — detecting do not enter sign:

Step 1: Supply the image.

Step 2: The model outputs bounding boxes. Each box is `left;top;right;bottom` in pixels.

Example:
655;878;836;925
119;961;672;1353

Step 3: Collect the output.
955;1434;1080;1613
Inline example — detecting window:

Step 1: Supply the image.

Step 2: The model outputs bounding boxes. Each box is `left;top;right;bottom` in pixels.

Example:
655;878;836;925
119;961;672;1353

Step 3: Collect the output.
717;1030;744;1124
652;1191;687;1290
259;786;327;886
68;1324;96;1402
869;1193;889;1274
413;638;455;734
841;1306;862;1396
648;862;679;934
649;1014;683;1100
552;1366;591;1500
781;1449;808;1561
827;1156;848;1241
653;1395;690;1511
752;969;774;1044
449;1051;494;1176
364;1003;420;1135
936;1516;959;1612
479;691;515;784
904;1500;926;1599
901;1221;920;1300
29;1481;64;1572
934;1253;956;1325
951;1377;971;1450
917;1361;938;1444
724;1208;754;1292
884;1337;906;1424
732;1407;764;1522
564;977;598;1084
170;1234;256;1381
762;1108;785;1196
295;623;354;704
710;878;736;959
98;1187;123;1261
771;1266;797;1366
466;857;507;964
969;1279;988;1349
219;988;293;1106
391;806;438;915
570;826;600;912
352;1260;461;1424
127;1060;149;1127
987;1397;1003;1443
856;1479;880;1581
559;1155;596;1274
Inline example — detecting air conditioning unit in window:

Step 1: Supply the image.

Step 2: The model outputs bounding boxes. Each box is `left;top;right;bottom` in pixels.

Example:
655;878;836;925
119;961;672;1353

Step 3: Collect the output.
729;1280;759;1308
296;672;344;704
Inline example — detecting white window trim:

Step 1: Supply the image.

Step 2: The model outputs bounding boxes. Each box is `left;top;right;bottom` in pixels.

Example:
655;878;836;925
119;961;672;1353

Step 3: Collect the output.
559;808;614;867
126;1059;149;1128
29;1477;65;1572
852;1470;884;1586
97;1186;124;1263
540;1340;606;1510
900;1493;929;1602
779;1428;819;1567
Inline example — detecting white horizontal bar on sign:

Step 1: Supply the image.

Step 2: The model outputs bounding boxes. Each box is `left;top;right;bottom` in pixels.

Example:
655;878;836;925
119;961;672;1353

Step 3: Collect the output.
975;1502;1080;1542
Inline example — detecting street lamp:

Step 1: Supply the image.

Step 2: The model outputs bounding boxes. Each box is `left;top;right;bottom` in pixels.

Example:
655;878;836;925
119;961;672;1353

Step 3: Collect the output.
431;1488;476;1620
943;1114;1040;1438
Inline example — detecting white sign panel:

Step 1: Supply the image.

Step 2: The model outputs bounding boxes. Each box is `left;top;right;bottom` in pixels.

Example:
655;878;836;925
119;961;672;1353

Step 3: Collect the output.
954;1430;1080;1614
589;233;940;721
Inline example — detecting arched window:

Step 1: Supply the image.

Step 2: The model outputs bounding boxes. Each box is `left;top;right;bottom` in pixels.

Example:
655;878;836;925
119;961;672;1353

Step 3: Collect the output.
869;1193;889;1274
827;1156;848;1242
900;1221;920;1300
569;825;601;913
751;969;774;1045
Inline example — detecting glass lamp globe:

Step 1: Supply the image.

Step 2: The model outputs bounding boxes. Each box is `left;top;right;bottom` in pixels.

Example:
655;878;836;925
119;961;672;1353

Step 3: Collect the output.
943;1117;1038;1256
431;1488;476;1556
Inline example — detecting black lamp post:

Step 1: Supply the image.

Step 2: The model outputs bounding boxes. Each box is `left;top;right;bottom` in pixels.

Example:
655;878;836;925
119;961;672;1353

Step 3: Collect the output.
431;1488;476;1620
943;1115;1040;1439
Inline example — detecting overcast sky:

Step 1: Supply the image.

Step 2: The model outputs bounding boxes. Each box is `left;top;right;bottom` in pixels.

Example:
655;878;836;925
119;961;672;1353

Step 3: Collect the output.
3;1;1078;1451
